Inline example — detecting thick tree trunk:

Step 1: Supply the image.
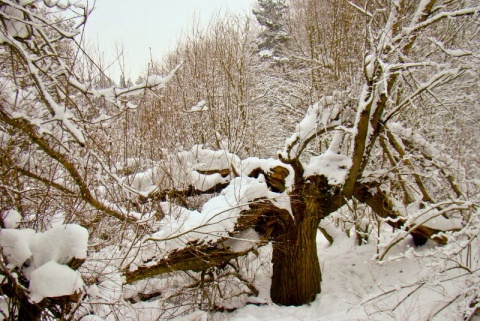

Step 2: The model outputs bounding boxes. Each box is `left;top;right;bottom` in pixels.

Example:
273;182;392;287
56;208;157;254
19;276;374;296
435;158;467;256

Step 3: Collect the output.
270;214;322;306
269;179;327;306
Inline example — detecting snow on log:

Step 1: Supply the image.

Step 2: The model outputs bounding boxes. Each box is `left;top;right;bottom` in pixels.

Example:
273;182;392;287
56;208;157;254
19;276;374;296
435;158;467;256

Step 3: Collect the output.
125;199;292;284
129;177;276;266
140;150;293;202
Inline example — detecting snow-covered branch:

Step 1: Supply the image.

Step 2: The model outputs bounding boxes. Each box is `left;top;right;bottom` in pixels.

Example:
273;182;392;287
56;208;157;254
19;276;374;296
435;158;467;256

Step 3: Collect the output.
399;6;480;41
279;91;351;163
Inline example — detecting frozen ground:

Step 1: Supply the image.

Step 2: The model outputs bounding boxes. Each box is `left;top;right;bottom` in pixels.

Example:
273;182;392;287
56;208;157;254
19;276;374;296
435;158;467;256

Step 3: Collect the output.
171;228;478;321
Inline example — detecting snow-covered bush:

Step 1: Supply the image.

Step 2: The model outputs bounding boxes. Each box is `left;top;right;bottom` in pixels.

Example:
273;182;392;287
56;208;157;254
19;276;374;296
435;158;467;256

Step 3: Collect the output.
0;211;88;319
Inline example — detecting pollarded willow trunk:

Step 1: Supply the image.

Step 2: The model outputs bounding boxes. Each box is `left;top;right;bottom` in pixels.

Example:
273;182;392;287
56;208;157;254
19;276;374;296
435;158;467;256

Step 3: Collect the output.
271;214;322;305
270;179;330;306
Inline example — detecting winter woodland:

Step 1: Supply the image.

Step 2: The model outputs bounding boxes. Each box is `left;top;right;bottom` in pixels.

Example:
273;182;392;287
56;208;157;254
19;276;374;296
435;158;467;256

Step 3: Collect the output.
1;0;480;320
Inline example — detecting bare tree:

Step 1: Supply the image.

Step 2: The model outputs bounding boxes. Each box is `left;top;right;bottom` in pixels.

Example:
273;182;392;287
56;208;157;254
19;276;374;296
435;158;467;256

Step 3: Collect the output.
145;14;272;157
126;0;480;307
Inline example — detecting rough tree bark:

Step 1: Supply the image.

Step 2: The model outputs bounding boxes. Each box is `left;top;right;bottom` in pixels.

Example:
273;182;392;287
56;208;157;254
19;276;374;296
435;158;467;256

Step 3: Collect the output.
271;214;322;306
270;171;342;305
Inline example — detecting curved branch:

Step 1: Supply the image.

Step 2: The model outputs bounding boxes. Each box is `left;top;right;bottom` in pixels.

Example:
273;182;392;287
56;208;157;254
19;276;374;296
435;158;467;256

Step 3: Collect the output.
279;93;350;164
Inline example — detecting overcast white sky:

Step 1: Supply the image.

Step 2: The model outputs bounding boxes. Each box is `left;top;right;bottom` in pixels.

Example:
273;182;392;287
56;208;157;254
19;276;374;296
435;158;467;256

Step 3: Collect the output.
85;0;254;82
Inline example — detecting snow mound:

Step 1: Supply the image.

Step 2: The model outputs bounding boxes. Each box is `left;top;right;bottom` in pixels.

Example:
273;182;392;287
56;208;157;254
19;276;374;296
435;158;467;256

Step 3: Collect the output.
29;261;84;303
0;228;36;267
189;100;208;112
2;209;21;228
29;224;89;268
0;224;88;302
303;150;352;185
79;316;105;321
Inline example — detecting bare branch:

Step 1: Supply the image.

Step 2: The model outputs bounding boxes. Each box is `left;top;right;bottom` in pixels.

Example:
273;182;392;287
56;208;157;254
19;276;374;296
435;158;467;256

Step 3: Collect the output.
0;108;136;223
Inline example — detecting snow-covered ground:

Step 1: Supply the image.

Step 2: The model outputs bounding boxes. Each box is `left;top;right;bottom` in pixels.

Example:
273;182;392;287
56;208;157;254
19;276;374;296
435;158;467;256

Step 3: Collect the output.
170;225;479;321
